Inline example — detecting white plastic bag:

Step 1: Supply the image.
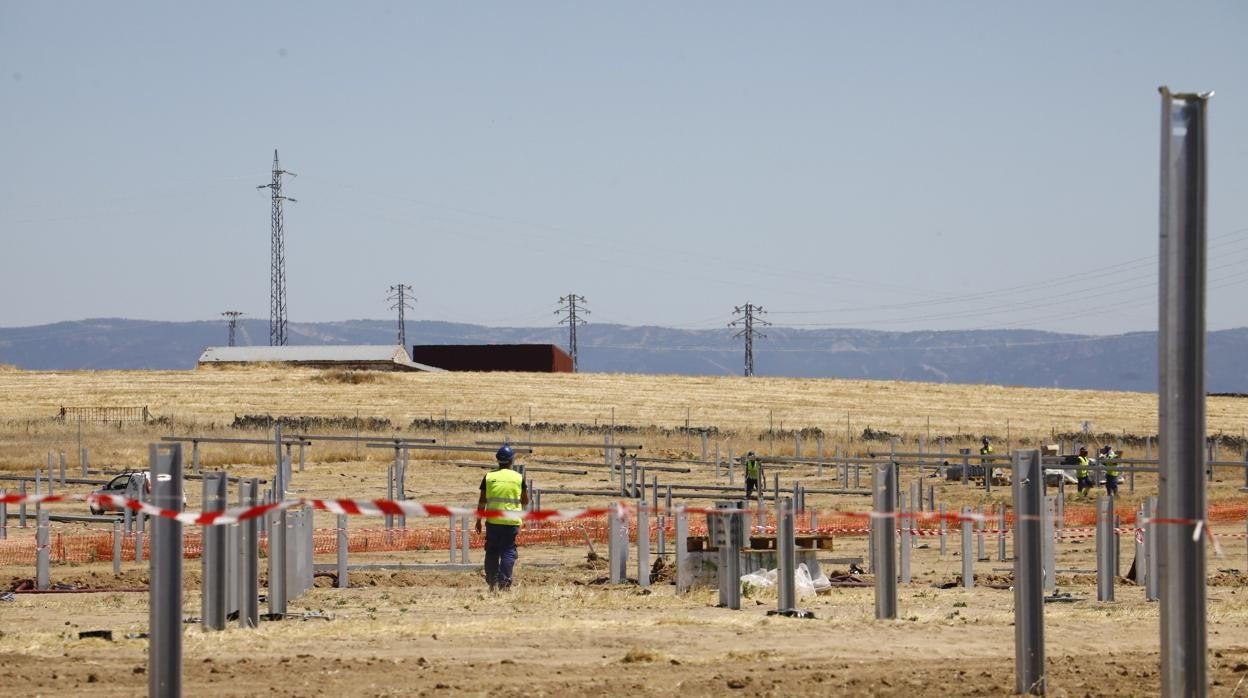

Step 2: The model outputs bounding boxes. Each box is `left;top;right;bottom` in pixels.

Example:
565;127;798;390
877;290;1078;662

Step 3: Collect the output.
740;568;774;595
795;563;817;598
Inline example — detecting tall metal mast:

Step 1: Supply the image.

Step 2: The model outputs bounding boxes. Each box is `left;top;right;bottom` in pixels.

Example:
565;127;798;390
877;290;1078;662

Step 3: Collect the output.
388;284;414;348
730;303;769;377
221;311;244;347
258;151;296;346
557;294;589;371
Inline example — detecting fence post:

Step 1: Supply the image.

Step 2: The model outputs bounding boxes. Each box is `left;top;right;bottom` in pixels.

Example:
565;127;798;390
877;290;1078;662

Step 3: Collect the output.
449;515;458;563
337;512;349;590
59;451;66;486
939;502;947;557
1156;86;1212;698
149;442;184;698
637;501;650;588
1096;496;1115;602
1145;496;1160;602
998;503;1008;562
36;508;50;590
0;489;6;540
113;519;122;574
872;460;897;619
1042;496;1056;595
202;472;227;630
961;507;974;589
240;478;259;628
899;493;911;584
1013;449;1046;695
81;447;89;477
607;509;621;584
675;507;689;594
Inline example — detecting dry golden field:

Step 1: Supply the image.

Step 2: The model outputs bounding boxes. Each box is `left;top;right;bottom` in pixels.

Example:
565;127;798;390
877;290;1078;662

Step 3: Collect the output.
2;366;1248;696
3;365;1248;458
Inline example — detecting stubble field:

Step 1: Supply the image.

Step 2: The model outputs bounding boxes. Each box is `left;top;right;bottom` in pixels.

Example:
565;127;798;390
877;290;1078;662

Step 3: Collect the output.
2;365;1248;696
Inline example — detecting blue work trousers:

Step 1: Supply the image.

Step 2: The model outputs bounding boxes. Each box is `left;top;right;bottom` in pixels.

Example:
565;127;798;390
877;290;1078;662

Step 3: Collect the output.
484;522;520;590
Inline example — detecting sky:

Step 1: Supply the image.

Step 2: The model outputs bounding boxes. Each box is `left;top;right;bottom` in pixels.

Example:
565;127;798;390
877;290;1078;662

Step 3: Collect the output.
2;2;1246;336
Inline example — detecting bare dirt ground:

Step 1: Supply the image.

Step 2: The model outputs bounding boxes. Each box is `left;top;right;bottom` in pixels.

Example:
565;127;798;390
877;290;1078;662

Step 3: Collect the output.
2;367;1247;695
5;524;1248;696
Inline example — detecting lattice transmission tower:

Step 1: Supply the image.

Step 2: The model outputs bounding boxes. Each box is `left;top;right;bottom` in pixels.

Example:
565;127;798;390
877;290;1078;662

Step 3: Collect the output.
388;284;415;348
221;311;244;347
729;303;769;377
556;294;589;371
257;150;296;346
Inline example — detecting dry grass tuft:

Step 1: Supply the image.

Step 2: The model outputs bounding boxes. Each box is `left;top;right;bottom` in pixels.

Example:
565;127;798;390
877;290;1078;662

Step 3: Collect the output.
621;647;666;663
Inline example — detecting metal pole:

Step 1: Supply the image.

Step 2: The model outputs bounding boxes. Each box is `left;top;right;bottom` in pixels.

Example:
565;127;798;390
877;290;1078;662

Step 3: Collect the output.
1096;496;1115;602
777;498;796;613
19;480;27;528
1042;496;1056;595
337;513;349;589
149;443;183;698
939;502;947;557
36;508;49;590
202;473;227;630
240;478;259;628
872;460;897;619
675;508;689;594
899;493;911;584
637;501;650;587
961;507;974;589
58;451;66;486
608;509;621;584
82;447;89;477
113;519;122;573
1157;86;1211;698
1013;449;1046;695
1145;496;1160;602
999;503;1008;562
448;515;457;563
0;489;5;540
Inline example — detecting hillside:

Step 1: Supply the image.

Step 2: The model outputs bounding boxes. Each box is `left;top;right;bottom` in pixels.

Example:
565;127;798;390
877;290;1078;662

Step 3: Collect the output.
1;318;1247;393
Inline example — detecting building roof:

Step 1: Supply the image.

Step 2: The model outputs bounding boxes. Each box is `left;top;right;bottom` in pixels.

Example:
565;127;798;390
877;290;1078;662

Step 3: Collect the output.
198;345;443;372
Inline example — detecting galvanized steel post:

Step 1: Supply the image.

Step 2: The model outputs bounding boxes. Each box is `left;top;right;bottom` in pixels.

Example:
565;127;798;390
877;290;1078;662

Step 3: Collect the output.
202;472;227;630
961;507;974;589
240;478;259;628
113;519;122;574
1042;496;1056;596
149;442;184;698
336;513;349;590
776;498;796;613
637;500;650;587
36;508;49;590
675;507;689;594
872;461;897;619
899;493;911;584
1145;496;1160;602
1096;496;1115;602
1013;449;1046;695
1157;85;1212;698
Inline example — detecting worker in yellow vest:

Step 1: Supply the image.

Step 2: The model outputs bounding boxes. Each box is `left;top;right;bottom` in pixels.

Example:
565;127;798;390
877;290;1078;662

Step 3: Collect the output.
475;445;529;591
1100;445;1120;497
1075;447;1093;498
744;451;762;499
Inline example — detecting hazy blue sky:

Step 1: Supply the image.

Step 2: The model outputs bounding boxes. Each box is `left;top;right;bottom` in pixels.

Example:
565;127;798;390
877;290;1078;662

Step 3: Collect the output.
2;2;1245;335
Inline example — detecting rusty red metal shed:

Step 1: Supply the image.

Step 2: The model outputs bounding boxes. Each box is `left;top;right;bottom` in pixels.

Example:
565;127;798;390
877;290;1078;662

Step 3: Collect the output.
411;344;574;373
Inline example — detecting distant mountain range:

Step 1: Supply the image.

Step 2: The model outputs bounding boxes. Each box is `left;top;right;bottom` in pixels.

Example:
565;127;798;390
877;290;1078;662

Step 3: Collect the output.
1;318;1246;393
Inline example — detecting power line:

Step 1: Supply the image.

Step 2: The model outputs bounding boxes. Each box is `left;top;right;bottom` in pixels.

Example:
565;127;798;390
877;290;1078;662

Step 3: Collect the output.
729;303;769;376
221;311;244;347
388;284;415;348
556;295;589;371
257;150;296;346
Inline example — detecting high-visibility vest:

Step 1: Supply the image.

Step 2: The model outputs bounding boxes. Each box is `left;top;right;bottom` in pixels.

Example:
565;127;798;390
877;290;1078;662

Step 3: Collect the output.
1104;451;1119;477
980;445;993;456
745;458;760;480
1076;456;1090;479
484;468;524;526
